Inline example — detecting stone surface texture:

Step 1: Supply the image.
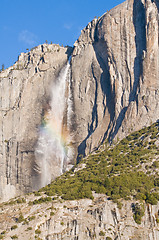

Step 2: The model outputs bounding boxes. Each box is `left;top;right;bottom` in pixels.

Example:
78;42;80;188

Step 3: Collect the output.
71;0;159;158
0;44;72;201
0;0;159;201
0;194;159;240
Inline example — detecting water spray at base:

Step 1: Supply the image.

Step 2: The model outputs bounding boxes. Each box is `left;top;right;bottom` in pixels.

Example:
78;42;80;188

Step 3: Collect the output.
34;60;73;188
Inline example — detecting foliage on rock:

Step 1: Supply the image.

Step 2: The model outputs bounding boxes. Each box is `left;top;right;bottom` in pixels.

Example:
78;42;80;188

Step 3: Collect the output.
40;122;159;204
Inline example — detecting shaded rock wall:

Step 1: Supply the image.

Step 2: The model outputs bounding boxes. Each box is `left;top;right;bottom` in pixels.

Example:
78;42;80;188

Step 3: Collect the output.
0;0;159;201
0;194;159;240
71;0;159;158
0;44;72;201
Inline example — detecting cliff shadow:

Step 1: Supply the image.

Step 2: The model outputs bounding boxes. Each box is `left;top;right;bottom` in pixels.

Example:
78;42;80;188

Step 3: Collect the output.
77;40;116;161
105;0;147;142
77;0;147;157
130;0;146;102
65;46;74;60
77;61;99;162
93;41;116;144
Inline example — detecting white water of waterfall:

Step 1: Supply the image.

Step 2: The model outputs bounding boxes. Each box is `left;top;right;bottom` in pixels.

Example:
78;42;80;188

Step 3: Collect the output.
34;61;71;188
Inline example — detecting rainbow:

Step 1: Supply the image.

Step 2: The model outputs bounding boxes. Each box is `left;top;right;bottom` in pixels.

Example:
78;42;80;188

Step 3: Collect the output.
40;110;70;154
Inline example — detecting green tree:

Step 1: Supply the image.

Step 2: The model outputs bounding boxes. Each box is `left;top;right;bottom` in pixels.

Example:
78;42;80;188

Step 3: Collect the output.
0;64;4;72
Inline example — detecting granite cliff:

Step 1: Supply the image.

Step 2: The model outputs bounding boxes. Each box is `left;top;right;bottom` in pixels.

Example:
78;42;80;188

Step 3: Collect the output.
0;0;159;203
0;194;159;240
0;44;73;201
71;0;159;159
0;120;159;239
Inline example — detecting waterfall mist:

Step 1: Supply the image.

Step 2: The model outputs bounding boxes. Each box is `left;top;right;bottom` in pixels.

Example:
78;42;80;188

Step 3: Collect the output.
34;60;73;189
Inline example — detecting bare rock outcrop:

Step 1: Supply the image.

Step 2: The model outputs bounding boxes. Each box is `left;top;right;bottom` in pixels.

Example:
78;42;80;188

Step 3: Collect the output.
0;44;72;201
0;0;159;201
71;0;159;158
0;194;159;240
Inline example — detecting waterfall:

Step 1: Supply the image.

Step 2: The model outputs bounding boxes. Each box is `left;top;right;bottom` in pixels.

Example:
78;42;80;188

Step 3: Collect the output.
34;60;72;188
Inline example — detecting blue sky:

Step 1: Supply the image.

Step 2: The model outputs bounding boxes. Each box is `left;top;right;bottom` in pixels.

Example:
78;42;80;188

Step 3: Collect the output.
0;0;124;69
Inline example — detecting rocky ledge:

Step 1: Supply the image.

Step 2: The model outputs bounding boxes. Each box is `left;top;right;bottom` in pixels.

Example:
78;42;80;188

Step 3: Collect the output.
0;193;159;240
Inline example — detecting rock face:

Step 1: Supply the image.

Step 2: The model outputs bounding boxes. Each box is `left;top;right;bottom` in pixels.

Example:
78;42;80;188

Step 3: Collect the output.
0;44;72;201
71;0;159;159
0;194;159;240
0;0;159;201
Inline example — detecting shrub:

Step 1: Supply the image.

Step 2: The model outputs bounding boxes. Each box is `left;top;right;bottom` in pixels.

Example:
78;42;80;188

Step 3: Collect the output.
11;225;18;230
135;192;146;201
39;122;159;205
28;215;35;221
146;193;158;205
11;235;18;239
154;178;159;186
16;198;26;204
22;218;28;225
99;231;105;236
26;227;32;231
150;133;157;139
50;212;55;216
152;161;159;168
34;192;41;196
16;213;24;223
117;201;123;209
7;200;16;205
132;203;145;224
35;229;41;235
32;197;52;205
